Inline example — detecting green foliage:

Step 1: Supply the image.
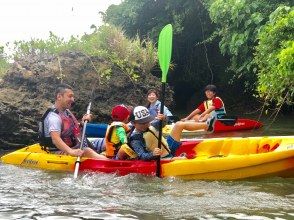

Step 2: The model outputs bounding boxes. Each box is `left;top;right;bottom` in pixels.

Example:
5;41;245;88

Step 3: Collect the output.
0;46;10;78
104;0;205;42
80;25;157;78
205;0;288;91
13;32;77;57
255;6;294;105
12;26;157;81
103;1;146;37
103;0;294;110
104;0;223;89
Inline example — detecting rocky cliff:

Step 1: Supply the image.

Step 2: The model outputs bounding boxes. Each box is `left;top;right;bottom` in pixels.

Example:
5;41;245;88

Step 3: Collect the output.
0;52;173;149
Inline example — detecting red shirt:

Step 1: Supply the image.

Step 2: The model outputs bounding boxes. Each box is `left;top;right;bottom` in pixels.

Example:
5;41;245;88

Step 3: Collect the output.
197;97;224;112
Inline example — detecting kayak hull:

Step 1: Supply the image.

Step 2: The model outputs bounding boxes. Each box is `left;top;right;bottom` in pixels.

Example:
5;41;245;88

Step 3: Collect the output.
213;118;262;132
1;136;293;180
162;150;294;180
162;118;263;135
0;144;78;172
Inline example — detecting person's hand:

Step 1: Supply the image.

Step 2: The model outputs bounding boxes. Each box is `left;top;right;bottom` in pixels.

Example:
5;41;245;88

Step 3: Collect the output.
156;113;165;121
82;113;93;123
69;148;84;157
198;114;205;122
152;147;161;156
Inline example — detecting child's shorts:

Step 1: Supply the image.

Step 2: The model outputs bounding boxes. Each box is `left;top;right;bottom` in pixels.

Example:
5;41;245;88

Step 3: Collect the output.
165;135;182;157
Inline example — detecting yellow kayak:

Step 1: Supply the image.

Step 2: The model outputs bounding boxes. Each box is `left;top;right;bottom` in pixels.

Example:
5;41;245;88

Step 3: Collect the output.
1;136;293;180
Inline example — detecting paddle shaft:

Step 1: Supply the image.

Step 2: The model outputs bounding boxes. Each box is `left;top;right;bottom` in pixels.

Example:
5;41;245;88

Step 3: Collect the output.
73;102;91;179
156;83;166;177
156;24;173;178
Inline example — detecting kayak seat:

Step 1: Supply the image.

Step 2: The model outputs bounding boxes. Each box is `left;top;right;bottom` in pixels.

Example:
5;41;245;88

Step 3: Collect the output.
220;138;252;156
194;137;281;157
217;115;238;126
257;137;282;153
219;139;233;156
194;139;223;157
247;139;259;154
269;138;282;151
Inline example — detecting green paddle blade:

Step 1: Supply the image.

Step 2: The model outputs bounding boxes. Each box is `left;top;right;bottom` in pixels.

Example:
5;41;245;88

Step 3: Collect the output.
158;24;173;83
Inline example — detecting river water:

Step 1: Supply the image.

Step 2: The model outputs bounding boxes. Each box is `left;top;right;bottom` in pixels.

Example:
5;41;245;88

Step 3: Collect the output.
0;115;293;219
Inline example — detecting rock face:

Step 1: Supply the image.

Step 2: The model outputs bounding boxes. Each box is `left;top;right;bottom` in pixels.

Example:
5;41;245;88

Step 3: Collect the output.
0;52;173;149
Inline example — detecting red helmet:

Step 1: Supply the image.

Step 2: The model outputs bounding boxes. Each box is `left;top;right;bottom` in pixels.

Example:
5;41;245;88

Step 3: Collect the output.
111;105;130;122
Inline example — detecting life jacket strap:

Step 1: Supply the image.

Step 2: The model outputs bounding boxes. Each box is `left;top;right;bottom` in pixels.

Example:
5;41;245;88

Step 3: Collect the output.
146;128;171;154
39;108;59;152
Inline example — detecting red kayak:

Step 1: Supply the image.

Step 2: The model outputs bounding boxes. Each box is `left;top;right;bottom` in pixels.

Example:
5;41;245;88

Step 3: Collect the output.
213;117;262;132
162;117;262;135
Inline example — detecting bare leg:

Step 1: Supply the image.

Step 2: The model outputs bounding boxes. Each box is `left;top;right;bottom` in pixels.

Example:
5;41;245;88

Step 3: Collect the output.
84;147;108;159
170;121;208;141
199;114;210;122
191;114;201;121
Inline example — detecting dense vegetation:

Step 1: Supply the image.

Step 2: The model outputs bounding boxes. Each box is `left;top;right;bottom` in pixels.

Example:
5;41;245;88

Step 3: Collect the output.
104;0;293;111
1;0;293;113
10;26;157;83
255;6;293;106
104;0;225;109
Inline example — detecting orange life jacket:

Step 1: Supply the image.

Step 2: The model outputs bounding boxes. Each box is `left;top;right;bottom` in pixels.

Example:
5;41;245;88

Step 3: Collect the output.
105;122;130;158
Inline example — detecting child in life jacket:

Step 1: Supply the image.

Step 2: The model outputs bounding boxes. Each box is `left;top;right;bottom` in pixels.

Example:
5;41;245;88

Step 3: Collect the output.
181;84;226;123
128;106;213;161
105;104;137;160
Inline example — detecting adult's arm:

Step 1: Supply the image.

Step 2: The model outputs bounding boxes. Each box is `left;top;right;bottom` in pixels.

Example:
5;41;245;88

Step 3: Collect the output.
50;131;83;157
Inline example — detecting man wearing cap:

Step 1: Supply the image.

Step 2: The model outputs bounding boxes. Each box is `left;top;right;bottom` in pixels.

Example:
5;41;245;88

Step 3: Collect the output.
129;106;211;160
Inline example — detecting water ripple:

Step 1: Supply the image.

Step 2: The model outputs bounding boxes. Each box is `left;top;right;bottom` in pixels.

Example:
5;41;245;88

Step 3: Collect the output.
0;163;293;219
